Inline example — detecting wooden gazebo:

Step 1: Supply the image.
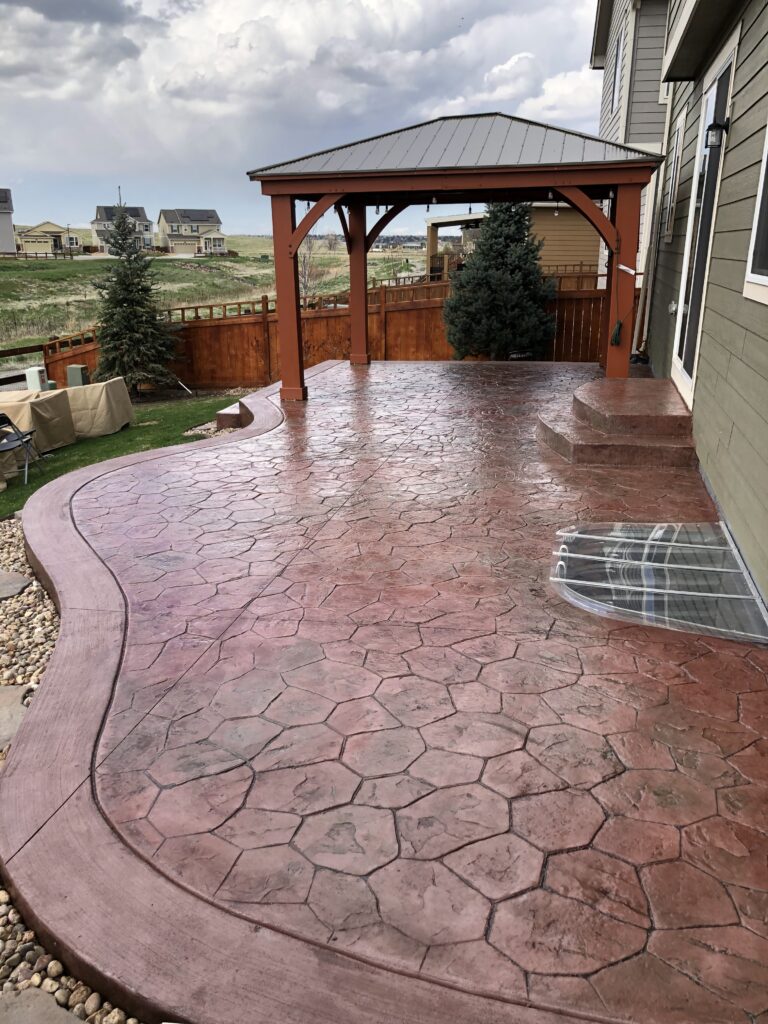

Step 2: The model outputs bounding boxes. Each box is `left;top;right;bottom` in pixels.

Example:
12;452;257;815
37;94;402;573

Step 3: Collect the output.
248;113;660;401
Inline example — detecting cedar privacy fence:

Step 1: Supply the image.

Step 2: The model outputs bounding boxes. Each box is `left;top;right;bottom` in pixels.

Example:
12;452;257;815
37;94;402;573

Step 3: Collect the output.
37;274;637;390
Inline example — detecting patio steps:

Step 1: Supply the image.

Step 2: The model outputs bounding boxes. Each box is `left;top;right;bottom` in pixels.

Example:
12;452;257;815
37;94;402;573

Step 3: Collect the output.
538;378;697;467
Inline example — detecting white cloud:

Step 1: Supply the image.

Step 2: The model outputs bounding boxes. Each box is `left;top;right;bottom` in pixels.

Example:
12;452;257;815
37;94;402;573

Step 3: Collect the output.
0;0;605;230
517;65;603;132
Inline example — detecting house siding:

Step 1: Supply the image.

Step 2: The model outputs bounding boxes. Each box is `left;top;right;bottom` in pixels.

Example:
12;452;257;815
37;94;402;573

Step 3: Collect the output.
599;0;632;141
533;207;601;267
647;0;768;596
667;0;688;40
627;0;669;146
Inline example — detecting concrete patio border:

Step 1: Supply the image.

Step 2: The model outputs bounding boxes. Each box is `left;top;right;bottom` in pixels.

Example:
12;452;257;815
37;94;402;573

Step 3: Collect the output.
0;362;615;1024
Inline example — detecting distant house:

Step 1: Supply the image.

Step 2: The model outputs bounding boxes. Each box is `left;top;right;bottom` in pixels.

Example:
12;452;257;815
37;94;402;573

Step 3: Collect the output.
156;209;226;255
16;221;80;255
426;206;601;271
91;206;153;252
0;188;14;254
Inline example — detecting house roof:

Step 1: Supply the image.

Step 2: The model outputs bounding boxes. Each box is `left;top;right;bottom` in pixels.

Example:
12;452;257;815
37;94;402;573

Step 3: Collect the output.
248;113;659;179
590;0;614;69
20;221;67;236
160;208;221;225
94;206;149;222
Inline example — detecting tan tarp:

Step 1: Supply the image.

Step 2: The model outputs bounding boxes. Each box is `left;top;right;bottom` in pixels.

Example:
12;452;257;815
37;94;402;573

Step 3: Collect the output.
0;389;76;453
0;447;21;492
66;378;133;439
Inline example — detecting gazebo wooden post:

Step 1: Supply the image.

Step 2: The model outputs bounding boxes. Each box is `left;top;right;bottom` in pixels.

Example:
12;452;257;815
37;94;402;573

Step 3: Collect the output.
348;201;369;364
271;195;307;400
605;183;642;379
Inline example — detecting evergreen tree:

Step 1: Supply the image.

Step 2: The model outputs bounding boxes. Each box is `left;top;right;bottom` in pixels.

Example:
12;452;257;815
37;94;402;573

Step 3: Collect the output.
443;203;555;360
93;207;175;392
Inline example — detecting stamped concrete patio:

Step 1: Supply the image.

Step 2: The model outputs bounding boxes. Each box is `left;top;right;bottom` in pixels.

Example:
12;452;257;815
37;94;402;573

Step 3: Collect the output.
3;361;768;1024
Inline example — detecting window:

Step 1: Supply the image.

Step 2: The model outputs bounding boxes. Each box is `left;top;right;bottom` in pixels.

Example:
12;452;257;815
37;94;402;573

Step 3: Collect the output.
191;225;199;233
611;23;625;114
744;115;768;305
662;110;686;242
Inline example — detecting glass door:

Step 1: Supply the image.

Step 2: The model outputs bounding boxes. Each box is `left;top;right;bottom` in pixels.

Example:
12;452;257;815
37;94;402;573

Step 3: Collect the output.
672;57;734;405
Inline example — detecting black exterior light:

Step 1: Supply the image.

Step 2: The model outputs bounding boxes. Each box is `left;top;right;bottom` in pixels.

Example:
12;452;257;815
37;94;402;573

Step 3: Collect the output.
705;118;729;149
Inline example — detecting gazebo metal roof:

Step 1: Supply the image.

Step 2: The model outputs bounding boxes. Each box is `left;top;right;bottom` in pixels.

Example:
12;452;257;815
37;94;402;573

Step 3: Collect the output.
249;113;658;179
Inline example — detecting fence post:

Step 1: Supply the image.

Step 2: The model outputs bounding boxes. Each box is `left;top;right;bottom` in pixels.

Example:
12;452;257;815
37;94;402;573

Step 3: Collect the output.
261;295;271;383
379;284;387;360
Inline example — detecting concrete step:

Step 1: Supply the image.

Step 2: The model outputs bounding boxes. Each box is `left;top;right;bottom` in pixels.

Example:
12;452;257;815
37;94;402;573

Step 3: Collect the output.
572;379;692;436
538;408;698;467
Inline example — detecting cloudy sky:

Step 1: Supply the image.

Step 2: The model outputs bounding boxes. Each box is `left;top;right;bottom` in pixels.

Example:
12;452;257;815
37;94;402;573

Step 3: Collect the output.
0;0;603;234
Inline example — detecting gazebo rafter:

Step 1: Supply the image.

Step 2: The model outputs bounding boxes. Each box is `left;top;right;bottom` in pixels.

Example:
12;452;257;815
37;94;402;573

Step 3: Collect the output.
249;112;661;401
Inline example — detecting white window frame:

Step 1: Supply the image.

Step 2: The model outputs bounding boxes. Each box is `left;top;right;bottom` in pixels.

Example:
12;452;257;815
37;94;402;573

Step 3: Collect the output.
663;108;687;243
671;25;740;407
611;22;625;115
743;114;768;306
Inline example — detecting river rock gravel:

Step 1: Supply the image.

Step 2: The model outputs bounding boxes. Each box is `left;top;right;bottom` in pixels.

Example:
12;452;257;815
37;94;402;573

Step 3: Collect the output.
0;518;58;703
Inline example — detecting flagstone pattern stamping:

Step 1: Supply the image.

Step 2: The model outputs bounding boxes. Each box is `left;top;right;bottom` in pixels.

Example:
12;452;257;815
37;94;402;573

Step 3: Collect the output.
65;362;768;1022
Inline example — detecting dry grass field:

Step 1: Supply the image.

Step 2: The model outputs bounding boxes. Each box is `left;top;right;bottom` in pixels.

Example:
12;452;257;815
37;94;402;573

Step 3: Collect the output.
0;233;424;367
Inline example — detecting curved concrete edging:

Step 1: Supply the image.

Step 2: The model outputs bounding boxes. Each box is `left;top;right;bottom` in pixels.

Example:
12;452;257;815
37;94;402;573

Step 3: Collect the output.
0;362;616;1024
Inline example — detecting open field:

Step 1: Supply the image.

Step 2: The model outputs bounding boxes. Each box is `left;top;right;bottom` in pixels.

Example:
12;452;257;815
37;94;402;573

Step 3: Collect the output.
0;235;424;363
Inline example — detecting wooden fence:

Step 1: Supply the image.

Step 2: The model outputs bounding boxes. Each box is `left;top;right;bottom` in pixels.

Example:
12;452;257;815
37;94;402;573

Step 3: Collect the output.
42;277;628;389
0;251;75;261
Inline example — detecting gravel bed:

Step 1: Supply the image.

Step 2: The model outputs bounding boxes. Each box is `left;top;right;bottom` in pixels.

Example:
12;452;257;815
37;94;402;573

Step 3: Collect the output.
183;419;237;438
0;519;58;702
0;524;146;1023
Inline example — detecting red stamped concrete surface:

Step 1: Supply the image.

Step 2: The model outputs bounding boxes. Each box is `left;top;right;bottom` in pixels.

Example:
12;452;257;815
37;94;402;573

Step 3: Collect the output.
5;361;768;1024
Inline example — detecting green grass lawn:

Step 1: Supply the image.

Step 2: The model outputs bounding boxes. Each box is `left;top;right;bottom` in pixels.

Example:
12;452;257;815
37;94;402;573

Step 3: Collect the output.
0;394;233;518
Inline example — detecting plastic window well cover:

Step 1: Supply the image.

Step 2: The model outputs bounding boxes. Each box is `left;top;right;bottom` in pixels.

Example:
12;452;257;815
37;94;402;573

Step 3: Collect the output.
550;522;768;644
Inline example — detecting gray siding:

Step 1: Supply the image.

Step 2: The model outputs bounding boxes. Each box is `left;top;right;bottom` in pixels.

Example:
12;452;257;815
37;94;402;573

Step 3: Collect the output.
647;0;768;596
598;0;631;141
627;1;668;146
667;0;687;40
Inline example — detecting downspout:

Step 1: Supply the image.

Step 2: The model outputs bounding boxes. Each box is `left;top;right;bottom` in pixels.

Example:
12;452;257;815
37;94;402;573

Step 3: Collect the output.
632;79;676;365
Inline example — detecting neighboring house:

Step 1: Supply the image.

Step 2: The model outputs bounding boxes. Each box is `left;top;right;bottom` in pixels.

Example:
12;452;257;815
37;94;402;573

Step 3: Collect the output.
16;221;80;254
591;0;670;275
91;206;153;252
426;206;601;269
0;188;14;253
156;209;226;255
592;0;768;596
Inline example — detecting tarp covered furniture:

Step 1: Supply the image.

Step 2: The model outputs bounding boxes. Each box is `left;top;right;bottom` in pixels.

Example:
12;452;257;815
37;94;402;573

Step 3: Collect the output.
0;389;76;453
66;378;133;439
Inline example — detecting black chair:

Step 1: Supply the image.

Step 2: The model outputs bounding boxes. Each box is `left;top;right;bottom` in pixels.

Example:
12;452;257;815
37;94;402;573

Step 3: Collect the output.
0;413;37;485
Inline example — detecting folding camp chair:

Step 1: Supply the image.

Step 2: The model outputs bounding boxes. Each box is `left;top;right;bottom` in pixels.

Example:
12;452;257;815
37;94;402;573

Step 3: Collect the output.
0;412;38;485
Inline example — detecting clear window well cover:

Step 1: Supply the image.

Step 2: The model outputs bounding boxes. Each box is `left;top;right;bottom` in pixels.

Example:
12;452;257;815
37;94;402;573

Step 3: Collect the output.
551;522;768;644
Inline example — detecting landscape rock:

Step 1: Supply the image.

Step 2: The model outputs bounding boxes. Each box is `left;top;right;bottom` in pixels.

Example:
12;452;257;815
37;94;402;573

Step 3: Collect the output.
0;571;30;600
0;986;71;1022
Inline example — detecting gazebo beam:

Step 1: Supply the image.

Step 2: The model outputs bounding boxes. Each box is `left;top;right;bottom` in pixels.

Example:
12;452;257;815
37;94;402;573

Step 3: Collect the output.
288;194;342;256
348;201;369;365
554;186;618;250
335;203;351;252
259;165;658;197
271;196;307;401
365;203;408;252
